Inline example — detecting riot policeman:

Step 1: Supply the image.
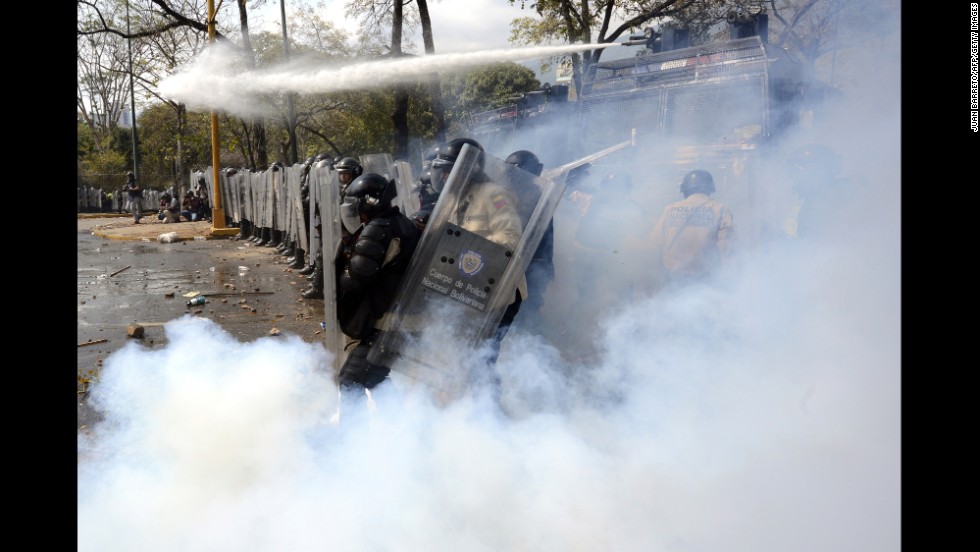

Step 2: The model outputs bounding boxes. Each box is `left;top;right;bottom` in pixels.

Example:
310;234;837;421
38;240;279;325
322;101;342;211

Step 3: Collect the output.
335;173;420;394
301;156;364;300
408;167;438;232
503;150;554;324
430;138;526;370
648;169;735;286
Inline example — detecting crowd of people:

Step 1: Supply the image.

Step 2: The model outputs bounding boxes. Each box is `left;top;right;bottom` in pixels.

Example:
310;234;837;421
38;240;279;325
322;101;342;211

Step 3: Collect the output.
230;136;770;413
80;136;846;418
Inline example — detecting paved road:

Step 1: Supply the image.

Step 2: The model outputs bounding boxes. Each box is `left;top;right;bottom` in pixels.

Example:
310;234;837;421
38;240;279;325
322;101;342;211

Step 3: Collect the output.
77;216;327;429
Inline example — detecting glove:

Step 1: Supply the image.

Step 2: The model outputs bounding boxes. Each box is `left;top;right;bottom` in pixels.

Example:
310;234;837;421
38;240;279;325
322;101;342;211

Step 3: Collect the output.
337;339;390;390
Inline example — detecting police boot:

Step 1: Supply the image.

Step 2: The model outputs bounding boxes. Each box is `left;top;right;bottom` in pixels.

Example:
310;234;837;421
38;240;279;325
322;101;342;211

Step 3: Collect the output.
287;248;305;269
255;227;271;246
235;220;251;240
265;229;281;247
301;277;324;300
250;227;264;243
282;239;297;258
304;258;324;282
301;262;324;298
297;258;316;275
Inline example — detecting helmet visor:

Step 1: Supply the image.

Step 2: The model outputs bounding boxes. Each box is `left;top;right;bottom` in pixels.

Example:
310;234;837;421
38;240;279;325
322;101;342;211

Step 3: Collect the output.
340;198;361;234
430;164;452;193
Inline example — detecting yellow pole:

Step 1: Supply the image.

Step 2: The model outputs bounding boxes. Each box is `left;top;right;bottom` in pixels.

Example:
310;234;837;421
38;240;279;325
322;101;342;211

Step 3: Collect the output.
206;0;238;237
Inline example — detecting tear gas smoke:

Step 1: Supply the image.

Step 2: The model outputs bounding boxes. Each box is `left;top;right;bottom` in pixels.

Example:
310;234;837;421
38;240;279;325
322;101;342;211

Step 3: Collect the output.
158;42;620;117
80;9;900;551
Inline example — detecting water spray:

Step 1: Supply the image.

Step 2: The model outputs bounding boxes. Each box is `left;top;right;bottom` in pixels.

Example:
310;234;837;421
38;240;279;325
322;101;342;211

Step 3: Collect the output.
159;42;620;115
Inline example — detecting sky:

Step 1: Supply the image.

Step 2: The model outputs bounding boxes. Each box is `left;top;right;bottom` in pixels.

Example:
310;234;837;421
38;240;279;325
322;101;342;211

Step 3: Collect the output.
80;1;901;550
250;0;538;53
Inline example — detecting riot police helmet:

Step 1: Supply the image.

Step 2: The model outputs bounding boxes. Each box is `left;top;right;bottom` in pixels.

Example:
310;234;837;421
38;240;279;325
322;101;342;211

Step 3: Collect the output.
334;157;364;178
504;150;544;176
430;138;484;192
343;173;397;219
430;137;483;171
422;142;444;170
680;169;715;198
414;168;439;210
126;171;135;182
313;152;331;163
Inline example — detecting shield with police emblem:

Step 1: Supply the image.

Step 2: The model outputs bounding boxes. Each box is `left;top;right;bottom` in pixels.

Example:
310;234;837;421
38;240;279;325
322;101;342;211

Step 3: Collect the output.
367;144;566;402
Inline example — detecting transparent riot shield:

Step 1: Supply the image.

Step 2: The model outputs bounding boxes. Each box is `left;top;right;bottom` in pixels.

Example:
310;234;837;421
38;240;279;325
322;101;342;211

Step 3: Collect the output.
285;164;309;253
307;163;331;261
368;145;566;401
254;171;269;229
244;170;257;227
225;169;244;225
315;167;345;376
271;167;283;234
359;153;395;180
393;160;416;216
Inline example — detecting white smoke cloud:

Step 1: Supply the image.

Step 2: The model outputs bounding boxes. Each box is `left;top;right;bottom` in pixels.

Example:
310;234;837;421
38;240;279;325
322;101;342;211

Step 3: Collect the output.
80;3;900;550
157;41;621;116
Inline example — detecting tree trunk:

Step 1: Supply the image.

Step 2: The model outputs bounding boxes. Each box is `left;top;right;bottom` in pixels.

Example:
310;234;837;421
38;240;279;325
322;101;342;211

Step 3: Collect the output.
391;0;409;159
236;0;269;168
417;0;446;143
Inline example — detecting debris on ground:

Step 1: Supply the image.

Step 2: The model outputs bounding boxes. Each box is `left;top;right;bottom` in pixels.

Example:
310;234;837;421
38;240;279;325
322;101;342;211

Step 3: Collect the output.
126;324;145;338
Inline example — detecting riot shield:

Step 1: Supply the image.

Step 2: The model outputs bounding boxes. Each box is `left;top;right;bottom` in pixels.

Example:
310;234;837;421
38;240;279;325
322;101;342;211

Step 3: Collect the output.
367;145;566;401
315;167;345;376
393;160;416;216
307;164;322;262
285;164;309;253
271;167;283;234
358;153;395;180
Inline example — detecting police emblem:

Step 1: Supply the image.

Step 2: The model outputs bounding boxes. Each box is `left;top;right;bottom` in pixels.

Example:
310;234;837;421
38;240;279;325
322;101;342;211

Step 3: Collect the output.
457;249;485;277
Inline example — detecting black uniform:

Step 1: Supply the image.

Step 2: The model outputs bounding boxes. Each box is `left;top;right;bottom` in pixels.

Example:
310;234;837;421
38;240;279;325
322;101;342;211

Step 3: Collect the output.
335;206;420;390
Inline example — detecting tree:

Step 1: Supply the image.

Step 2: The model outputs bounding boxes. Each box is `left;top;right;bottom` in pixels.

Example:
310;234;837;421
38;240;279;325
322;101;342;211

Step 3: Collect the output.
77;2;139;157
441;62;541;135
416;0;446;143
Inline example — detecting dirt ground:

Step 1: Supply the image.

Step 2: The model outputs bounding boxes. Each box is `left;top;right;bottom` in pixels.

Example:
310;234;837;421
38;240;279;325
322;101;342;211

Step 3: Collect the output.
84;212;220;241
77;214;329;430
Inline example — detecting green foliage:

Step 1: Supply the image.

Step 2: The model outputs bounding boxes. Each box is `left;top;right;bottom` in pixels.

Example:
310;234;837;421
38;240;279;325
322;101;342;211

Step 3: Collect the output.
442;62;540;124
78;148;128;179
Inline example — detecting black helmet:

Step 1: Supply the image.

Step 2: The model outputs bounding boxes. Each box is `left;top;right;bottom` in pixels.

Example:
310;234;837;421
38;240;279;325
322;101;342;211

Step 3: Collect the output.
343;173;397;218
414;168;439;209
422;142;444;170
409;208;432;229
504;150;543;176
430;137;484;171
197;176;206;185
126;171;135;181
680;169;715;197
334;157;364;178
304;155;316;166
313;153;331;163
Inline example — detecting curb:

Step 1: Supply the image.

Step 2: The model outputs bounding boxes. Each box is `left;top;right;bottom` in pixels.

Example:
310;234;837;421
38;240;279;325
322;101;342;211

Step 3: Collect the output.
89;229;211;242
